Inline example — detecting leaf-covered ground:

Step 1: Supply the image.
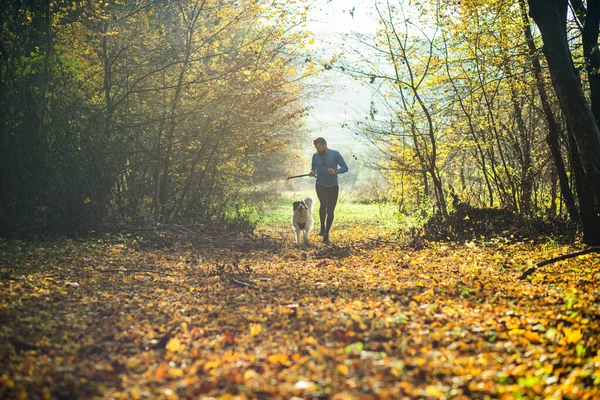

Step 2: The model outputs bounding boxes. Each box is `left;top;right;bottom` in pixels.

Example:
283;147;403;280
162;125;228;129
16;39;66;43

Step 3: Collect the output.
1;222;599;399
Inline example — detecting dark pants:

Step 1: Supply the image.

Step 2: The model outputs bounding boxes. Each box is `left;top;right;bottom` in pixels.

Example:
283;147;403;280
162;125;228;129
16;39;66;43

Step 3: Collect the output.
315;184;339;232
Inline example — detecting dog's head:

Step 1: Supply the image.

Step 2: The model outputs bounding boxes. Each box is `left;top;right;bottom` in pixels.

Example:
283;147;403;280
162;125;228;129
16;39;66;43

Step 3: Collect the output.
293;200;308;212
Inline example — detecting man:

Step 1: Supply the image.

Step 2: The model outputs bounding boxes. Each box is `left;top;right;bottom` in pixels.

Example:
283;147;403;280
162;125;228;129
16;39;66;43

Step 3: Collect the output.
309;137;349;244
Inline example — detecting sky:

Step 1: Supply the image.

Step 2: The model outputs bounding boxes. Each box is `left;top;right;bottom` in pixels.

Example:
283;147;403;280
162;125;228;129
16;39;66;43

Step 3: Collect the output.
301;0;379;149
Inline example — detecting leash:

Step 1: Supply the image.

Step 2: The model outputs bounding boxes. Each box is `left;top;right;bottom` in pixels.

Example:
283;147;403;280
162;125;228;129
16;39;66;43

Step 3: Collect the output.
286;173;314;181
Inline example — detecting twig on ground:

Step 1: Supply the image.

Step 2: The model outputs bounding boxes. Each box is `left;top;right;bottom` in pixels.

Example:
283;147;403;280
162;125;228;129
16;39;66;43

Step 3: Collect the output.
519;246;600;280
229;277;258;289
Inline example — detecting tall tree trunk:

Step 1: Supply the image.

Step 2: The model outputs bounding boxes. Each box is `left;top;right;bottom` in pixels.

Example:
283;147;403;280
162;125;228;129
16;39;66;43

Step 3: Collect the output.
0;8;9;236
518;0;577;220
567;132;600;244
528;0;600;244
581;0;600;126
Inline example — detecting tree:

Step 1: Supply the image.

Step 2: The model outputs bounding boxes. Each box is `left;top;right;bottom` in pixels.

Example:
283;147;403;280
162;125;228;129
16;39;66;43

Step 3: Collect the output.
339;1;450;216
517;0;577;221
527;0;600;244
0;0;314;235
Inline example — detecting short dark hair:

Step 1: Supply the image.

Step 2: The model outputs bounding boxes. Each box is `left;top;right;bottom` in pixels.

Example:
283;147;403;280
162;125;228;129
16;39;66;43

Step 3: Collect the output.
313;137;327;146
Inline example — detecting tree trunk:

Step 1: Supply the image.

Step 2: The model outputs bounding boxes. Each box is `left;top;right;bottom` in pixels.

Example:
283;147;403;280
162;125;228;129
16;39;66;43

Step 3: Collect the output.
518;0;577;220
581;0;600;126
568;132;600;244
528;0;600;244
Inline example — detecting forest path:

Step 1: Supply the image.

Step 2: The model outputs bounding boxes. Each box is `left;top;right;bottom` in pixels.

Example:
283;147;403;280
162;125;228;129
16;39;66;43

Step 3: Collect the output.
0;225;599;399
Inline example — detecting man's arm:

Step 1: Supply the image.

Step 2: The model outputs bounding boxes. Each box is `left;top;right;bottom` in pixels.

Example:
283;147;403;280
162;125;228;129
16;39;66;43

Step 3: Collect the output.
310;153;317;176
336;151;349;174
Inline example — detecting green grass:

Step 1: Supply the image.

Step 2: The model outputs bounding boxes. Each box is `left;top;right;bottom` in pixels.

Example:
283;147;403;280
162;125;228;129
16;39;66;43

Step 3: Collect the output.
258;196;402;230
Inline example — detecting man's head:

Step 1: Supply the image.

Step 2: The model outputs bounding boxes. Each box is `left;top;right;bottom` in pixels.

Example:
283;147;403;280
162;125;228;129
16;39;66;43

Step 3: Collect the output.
313;137;327;155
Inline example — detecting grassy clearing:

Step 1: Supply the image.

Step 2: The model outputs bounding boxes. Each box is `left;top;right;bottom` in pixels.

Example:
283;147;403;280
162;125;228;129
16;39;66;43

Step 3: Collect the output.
258;191;403;231
256;191;408;247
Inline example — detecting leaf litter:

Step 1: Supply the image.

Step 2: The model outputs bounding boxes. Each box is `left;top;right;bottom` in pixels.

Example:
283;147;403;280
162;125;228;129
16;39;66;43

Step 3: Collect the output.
0;225;599;399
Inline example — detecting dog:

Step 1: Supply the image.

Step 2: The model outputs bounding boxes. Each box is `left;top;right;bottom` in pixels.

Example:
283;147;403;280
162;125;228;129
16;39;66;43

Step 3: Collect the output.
292;197;314;245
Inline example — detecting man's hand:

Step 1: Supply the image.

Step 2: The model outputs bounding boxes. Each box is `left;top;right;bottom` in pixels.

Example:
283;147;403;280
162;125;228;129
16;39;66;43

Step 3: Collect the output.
327;168;338;175
309;171;316;177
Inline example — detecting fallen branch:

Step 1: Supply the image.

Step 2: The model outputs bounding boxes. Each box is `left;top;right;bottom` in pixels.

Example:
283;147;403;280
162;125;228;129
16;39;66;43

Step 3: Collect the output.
519;246;600;280
229;277;258;289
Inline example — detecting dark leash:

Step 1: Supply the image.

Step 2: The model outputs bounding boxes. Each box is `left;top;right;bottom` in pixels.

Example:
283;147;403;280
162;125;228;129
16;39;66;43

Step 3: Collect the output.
286;173;313;181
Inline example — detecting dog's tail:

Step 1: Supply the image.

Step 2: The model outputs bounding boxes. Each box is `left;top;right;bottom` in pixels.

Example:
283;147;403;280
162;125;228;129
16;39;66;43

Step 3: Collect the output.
304;197;314;211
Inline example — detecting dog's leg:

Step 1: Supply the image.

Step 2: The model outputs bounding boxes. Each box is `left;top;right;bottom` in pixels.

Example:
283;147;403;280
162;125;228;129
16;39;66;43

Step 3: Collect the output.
295;230;301;245
303;229;309;245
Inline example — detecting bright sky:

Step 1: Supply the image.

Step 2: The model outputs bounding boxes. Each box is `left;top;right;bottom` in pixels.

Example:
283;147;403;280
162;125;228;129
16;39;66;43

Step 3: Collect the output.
302;0;379;149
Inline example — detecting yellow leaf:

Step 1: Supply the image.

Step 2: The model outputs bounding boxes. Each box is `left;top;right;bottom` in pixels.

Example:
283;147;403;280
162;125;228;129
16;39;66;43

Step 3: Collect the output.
525;331;542;343
168;368;184;378
563;328;583;344
166;337;182;352
302;336;316;345
0;374;15;389
243;369;258;382
413;289;433;302
268;353;289;365
203;361;219;372
250;324;262;337
336;364;349;375
425;385;445;397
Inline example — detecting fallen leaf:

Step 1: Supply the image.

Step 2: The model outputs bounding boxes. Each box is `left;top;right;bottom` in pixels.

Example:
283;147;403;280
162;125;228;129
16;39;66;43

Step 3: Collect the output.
166;337;182;352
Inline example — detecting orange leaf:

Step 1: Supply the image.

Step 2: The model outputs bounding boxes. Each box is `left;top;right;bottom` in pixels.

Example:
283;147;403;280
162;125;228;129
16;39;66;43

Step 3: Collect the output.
131;388;141;399
155;361;168;381
22;357;34;376
221;330;235;346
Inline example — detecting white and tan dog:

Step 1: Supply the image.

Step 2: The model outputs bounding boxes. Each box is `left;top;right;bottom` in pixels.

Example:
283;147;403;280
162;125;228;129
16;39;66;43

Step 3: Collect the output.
292;197;314;245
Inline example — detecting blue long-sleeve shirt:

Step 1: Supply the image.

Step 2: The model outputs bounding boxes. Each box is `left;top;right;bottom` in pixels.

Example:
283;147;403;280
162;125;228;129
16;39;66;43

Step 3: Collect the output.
311;149;348;186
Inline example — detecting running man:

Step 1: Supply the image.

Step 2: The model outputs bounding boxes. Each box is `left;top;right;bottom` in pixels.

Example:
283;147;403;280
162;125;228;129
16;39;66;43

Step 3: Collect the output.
309;137;349;244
